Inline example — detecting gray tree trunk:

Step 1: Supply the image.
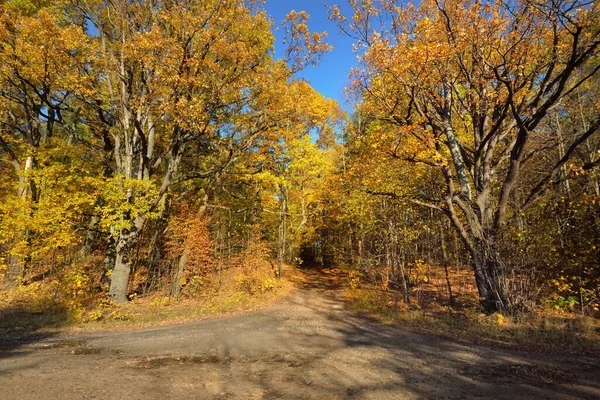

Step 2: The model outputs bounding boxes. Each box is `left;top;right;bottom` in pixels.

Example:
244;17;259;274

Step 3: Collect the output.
109;217;144;303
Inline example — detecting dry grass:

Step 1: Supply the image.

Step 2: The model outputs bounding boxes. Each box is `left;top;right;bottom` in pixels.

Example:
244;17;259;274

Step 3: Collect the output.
70;278;294;333
340;262;600;355
0;264;295;338
345;285;600;355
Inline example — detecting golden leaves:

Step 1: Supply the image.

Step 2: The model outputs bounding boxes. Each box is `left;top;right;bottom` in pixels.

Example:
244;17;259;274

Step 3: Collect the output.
0;140;101;261
97;176;163;235
282;9;332;73
0;6;93;94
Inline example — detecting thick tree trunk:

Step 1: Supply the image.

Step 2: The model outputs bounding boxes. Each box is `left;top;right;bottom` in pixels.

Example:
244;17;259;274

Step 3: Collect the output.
109;234;133;303
443;184;508;313
472;258;496;312
109;217;143;303
471;238;508;313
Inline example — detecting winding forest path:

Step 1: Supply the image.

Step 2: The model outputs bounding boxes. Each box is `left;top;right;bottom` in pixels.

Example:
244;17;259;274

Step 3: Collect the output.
1;269;599;399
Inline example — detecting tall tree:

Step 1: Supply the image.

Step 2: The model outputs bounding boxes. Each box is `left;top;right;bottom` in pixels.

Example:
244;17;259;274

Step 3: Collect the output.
74;0;332;302
332;0;600;311
0;0;94;280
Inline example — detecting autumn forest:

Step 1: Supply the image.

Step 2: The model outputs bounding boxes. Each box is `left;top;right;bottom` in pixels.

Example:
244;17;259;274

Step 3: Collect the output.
1;0;600;359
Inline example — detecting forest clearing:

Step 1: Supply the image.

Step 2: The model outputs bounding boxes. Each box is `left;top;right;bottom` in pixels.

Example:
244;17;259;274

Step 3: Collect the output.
1;0;600;398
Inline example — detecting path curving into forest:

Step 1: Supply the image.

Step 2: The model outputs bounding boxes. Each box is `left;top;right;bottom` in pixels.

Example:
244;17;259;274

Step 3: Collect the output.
0;269;599;399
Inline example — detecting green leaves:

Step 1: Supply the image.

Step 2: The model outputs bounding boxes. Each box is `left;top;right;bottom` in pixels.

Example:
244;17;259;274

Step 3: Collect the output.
97;176;163;235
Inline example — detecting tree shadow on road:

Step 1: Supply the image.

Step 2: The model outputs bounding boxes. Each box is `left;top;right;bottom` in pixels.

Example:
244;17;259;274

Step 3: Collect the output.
1;268;598;399
0;307;66;360
250;267;600;399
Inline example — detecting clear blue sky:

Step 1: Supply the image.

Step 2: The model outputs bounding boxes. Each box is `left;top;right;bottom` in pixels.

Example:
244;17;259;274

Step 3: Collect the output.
263;1;357;109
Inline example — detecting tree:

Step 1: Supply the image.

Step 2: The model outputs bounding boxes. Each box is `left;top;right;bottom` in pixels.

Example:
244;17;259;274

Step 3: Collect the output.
247;78;341;275
0;0;95;280
72;0;333;302
331;0;600;312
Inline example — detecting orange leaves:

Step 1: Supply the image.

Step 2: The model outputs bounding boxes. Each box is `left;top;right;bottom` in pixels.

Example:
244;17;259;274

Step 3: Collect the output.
0;5;93;94
166;204;214;278
337;0;600;194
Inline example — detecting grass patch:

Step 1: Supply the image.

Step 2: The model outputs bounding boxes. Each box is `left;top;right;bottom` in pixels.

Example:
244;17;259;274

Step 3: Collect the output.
345;285;600;355
0;308;70;337
67;278;294;332
0;277;293;337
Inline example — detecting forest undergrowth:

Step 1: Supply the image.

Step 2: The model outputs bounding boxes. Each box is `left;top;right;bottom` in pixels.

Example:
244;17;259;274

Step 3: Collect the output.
343;266;600;355
0;256;293;336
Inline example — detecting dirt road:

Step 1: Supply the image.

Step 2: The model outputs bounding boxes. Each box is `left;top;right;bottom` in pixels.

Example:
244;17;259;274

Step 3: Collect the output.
1;269;599;399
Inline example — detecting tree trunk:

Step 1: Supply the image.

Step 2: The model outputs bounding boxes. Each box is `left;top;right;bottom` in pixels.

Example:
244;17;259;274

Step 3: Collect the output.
172;251;186;299
445;193;507;313
4;255;24;287
5;154;40;285
440;227;454;306
471;237;508;313
109;217;143;303
109;234;133;303
472;258;496;312
397;250;410;304
388;220;409;303
277;188;287;279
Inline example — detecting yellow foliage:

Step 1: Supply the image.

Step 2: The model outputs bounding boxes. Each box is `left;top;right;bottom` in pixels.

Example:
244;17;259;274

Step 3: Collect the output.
348;270;364;290
0;267;94;320
98;176;163;236
492;313;505;326
0;281;56;314
259;278;278;293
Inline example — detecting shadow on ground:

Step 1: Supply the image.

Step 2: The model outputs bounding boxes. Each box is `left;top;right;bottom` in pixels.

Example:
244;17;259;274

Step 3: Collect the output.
245;268;600;399
0;268;598;399
290;266;348;293
0;307;66;360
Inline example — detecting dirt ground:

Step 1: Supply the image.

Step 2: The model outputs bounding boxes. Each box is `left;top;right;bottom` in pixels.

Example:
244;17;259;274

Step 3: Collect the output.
1;269;599;400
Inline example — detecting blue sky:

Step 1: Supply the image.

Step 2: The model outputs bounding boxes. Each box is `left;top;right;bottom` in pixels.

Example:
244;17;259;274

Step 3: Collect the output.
263;1;357;109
